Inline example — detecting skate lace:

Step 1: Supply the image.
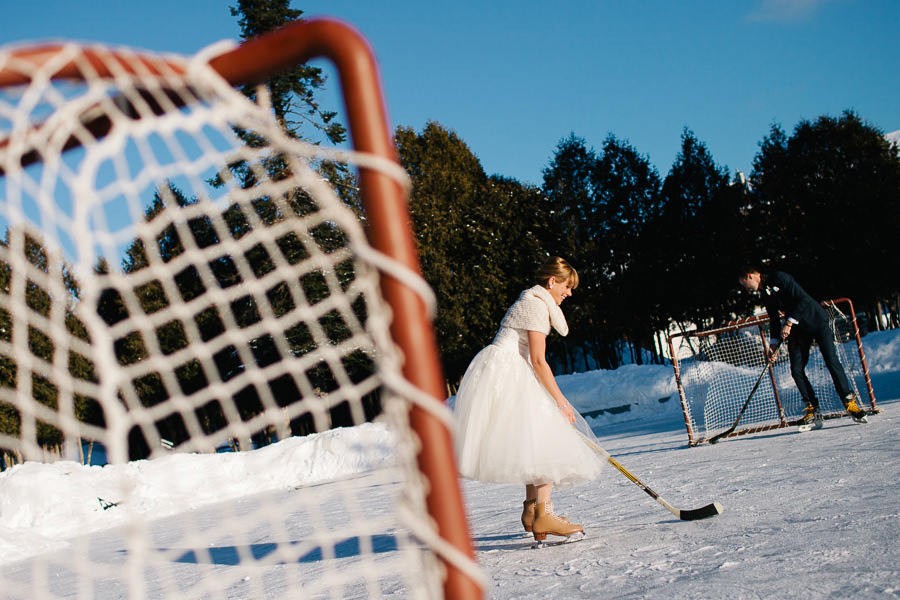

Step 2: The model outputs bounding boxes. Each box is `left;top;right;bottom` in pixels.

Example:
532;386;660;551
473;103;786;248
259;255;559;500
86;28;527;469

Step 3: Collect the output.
544;504;567;524
550;513;567;524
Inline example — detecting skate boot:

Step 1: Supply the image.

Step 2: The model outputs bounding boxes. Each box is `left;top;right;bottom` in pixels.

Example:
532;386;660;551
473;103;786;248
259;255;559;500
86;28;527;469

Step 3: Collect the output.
844;395;868;424
532;501;583;542
798;403;818;426
812;409;824;429
522;499;569;532
797;402;824;431
521;499;535;532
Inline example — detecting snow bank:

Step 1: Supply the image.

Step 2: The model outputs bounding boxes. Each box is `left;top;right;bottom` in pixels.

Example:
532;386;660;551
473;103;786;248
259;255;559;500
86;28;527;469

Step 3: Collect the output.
561;363;681;425
0;422;395;562
861;329;900;373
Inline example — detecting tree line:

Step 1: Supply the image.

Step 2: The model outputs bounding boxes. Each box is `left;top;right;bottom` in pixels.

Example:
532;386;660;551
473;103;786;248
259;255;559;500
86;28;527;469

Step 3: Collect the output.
398;112;900;386
218;5;900;390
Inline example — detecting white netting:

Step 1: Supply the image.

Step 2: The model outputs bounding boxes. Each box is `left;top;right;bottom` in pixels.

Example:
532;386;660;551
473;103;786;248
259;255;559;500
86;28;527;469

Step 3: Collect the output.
670;301;874;445
0;41;475;598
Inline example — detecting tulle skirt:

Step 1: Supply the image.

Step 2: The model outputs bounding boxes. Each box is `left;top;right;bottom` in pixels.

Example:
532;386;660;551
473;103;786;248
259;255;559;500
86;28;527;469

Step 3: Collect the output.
452;334;607;489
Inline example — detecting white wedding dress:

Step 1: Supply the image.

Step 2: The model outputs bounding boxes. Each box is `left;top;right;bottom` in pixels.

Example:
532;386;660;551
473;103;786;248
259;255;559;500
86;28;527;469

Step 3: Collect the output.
452;288;607;489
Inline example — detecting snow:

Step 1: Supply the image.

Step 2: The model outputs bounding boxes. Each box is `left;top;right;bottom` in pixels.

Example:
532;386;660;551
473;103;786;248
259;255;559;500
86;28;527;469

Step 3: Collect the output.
887;129;900;147
2;329;899;598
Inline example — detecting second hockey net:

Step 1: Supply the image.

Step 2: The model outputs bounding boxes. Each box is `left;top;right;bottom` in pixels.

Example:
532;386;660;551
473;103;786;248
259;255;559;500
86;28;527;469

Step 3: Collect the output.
668;299;877;446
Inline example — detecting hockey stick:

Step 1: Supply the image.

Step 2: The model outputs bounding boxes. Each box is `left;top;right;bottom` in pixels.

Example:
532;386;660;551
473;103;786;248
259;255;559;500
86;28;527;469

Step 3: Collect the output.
577;430;723;520
707;343;780;445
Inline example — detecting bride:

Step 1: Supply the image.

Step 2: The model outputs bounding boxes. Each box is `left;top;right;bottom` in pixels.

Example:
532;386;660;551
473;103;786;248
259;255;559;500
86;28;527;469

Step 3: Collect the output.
452;256;606;542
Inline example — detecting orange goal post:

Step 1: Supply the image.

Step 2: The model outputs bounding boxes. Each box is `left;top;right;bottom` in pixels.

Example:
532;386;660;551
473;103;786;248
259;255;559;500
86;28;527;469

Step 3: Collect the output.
0;17;483;600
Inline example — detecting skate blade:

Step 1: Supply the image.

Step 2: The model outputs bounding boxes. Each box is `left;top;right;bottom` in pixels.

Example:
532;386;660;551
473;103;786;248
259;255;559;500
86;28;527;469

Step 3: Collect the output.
531;531;585;549
798;421;823;432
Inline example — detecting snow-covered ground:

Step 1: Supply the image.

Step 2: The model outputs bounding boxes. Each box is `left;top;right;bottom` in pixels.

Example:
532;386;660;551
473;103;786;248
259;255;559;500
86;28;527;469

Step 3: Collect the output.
1;329;899;599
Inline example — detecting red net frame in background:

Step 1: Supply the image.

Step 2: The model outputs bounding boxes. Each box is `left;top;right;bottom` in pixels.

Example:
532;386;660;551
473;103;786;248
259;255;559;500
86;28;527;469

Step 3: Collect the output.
669;298;877;446
0;18;482;600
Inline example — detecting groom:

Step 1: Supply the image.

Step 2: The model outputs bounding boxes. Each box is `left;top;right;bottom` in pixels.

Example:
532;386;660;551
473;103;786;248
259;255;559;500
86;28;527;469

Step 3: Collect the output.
737;266;868;426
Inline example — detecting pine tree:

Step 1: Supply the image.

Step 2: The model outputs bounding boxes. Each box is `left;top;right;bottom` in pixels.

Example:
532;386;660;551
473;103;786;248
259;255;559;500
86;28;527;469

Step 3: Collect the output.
592;135;664;365
230;0;346;145
396;122;544;385
228;0;357;208
540;134;602;371
652;129;730;330
0;230;102;460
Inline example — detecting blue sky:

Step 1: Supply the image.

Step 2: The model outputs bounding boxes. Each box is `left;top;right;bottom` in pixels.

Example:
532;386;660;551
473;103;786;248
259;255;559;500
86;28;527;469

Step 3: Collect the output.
1;0;896;186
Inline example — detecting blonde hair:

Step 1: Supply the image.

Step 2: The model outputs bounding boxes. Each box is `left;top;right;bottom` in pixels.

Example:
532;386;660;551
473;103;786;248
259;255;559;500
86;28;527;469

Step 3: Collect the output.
534;256;579;289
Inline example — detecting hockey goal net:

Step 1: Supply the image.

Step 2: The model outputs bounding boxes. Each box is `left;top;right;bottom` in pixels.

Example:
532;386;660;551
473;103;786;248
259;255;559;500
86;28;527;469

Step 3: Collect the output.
0;18;483;600
669;299;876;446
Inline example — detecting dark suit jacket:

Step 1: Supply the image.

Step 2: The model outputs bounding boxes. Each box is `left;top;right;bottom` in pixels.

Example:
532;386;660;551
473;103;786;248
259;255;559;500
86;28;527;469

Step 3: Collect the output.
761;271;829;338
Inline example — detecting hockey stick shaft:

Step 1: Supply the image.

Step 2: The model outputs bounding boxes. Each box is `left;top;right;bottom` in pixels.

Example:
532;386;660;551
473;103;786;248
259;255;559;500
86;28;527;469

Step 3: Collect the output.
578;430;722;520
707;344;779;444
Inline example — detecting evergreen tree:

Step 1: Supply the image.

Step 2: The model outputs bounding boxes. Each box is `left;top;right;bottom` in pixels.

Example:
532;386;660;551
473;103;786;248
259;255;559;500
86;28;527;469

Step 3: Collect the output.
230;0;346;146
395;121;497;384
540;134;602;371
591;135;664;365
540;133;597;261
701;172;757;323
652;129;731;331
483;175;547;305
395;122;543;385
0;230;102;459
228;0;356;207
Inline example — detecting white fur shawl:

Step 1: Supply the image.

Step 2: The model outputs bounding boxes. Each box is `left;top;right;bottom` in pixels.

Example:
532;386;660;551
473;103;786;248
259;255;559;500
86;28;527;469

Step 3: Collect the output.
500;285;569;337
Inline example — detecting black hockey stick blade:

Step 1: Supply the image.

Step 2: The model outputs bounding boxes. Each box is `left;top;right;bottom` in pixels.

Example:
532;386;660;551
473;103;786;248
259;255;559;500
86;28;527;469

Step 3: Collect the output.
678;501;724;521
578;430;723;520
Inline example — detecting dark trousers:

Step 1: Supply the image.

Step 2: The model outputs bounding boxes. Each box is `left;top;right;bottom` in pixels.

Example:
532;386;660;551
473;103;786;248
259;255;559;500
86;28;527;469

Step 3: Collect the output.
788;322;852;406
